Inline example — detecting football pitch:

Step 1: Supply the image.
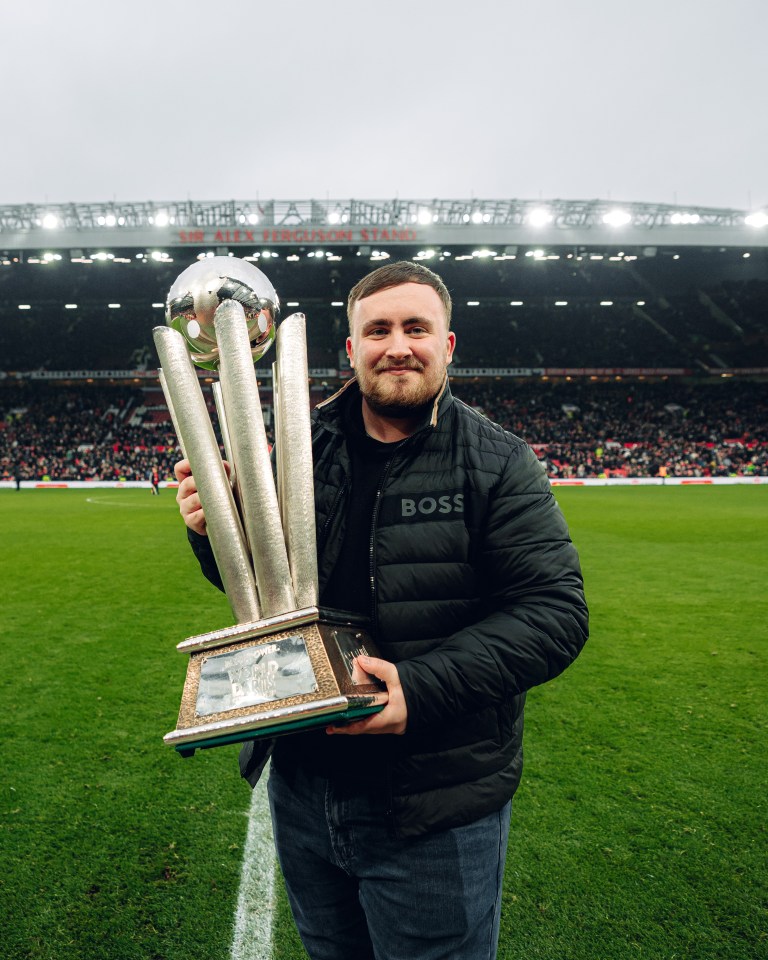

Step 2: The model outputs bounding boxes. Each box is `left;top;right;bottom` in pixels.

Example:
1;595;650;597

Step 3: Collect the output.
1;486;765;960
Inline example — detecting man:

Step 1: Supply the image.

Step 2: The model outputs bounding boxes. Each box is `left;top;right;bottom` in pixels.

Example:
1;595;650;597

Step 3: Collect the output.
175;261;588;960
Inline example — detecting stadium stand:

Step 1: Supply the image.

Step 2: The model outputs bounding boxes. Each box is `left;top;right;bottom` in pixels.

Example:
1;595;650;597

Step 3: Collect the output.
3;379;766;481
1;244;767;371
1;217;766;483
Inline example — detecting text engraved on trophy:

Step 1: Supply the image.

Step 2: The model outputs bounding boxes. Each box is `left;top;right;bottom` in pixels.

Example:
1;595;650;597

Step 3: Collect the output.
195;634;318;717
332;629;377;685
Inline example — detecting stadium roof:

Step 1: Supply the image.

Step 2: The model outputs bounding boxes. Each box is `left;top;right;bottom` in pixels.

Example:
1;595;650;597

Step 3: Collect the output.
2;198;768;251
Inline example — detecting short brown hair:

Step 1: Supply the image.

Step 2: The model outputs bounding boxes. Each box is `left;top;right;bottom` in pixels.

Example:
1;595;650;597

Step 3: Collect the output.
347;261;452;331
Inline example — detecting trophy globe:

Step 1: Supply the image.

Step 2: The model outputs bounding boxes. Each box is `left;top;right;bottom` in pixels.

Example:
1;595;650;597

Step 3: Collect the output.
166;257;280;370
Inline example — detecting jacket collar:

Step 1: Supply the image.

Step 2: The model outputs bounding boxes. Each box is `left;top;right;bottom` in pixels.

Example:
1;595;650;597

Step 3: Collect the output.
314;375;454;435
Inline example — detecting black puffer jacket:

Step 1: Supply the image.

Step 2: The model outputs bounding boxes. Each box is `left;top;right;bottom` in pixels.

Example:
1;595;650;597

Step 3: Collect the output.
190;378;588;837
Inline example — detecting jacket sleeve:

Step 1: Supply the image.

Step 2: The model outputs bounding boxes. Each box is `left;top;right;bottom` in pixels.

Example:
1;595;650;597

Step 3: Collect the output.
187;528;225;593
396;442;589;729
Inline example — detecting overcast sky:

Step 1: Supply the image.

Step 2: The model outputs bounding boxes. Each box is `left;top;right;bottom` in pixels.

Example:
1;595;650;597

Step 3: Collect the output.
1;0;765;211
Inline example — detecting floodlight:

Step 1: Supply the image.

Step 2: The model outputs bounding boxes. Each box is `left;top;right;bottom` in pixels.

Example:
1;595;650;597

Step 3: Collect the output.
328;212;341;225
105;214;117;227
154;211;169;227
471;211;483;224
528;209;553;226
602;210;631;227
417;209;432;225
745;212;768;227
42;214;59;229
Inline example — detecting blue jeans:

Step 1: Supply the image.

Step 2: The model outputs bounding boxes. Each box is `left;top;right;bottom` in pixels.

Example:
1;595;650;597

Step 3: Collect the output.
267;761;512;960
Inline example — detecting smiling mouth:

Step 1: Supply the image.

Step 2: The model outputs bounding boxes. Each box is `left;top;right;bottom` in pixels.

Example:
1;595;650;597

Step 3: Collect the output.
376;363;423;375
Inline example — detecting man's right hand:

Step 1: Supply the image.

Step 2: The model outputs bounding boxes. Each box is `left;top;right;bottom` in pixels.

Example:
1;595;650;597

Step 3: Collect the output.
174;458;232;536
174;459;208;535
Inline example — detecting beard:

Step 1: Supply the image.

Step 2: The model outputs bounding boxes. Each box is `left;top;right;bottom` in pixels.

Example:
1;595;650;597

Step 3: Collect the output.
356;357;445;418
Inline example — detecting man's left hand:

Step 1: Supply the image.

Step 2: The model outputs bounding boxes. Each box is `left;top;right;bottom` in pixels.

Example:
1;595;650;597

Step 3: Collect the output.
326;655;407;736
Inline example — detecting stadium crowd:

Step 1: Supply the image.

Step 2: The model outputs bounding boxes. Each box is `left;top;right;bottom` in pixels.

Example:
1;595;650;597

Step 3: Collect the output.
0;385;176;484
471;379;768;478
2;379;766;483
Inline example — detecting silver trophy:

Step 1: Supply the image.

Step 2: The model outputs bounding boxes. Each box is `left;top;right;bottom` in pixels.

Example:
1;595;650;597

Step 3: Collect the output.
154;257;387;756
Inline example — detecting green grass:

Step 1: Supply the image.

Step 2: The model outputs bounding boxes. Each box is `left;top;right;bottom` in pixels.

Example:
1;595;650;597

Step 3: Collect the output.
1;487;766;959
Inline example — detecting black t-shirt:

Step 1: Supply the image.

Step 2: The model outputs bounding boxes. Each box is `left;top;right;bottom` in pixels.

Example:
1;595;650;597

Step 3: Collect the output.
271;399;402;782
321;400;398;616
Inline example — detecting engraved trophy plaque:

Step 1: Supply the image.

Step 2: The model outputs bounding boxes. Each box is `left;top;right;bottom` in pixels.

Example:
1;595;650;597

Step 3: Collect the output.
154;257;387;756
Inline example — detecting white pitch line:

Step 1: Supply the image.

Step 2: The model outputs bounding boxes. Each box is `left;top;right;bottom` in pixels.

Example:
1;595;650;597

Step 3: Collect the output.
231;768;276;960
85;496;149;507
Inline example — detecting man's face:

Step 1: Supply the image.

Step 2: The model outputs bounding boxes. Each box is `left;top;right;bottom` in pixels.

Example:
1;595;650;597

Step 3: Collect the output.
346;282;456;416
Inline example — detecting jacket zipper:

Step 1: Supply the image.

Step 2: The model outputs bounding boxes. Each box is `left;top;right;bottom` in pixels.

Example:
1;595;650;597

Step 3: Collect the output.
370;446;404;833
367;421;440;834
368;438;411;631
318;475;349;562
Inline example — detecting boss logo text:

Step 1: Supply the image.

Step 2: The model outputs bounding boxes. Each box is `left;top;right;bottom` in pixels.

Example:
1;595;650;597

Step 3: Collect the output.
401;493;464;517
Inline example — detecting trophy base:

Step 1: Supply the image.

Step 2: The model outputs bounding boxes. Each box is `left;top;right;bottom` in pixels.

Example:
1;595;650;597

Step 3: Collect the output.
164;607;388;756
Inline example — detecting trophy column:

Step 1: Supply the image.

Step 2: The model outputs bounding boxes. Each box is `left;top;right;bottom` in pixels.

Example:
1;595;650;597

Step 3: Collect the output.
155;257;387;755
